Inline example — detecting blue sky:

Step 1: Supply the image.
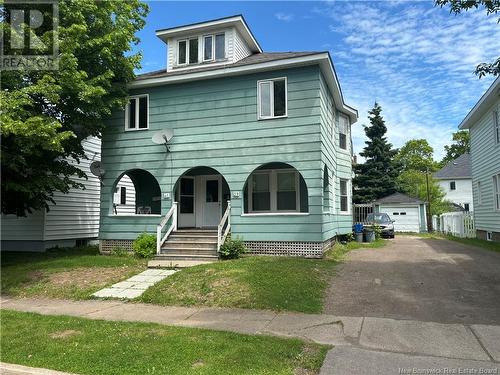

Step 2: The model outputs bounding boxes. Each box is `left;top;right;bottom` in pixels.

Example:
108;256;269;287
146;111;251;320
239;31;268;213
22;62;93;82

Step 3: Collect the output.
134;1;500;160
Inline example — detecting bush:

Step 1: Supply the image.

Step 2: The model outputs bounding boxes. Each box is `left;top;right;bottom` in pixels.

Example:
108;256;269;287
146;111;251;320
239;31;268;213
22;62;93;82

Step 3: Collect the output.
133;233;156;258
219;237;247;260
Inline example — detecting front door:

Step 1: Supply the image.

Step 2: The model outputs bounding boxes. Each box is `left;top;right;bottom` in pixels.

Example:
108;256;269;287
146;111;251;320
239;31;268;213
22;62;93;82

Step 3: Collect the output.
202;175;221;227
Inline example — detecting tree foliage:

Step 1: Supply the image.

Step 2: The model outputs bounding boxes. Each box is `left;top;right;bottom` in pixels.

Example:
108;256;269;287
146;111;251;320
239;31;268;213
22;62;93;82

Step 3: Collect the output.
435;0;500;77
395;139;436;172
353;103;400;203
440;131;471;166
1;0;149;216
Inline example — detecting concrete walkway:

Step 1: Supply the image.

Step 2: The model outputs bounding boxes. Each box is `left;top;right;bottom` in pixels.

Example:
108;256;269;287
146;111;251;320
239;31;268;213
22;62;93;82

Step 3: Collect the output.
2;297;499;374
92;269;176;299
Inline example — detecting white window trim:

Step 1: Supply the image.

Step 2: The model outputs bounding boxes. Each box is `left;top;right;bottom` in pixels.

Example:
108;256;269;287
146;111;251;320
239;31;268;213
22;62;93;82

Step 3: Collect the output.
177;37;200;66
177;39;188;66
338;113;350;152
257;77;288;120
494;110;500;145
248;168;300;213
494;173;500;211
124;94;149;131
202;32;226;62
339;178;351;215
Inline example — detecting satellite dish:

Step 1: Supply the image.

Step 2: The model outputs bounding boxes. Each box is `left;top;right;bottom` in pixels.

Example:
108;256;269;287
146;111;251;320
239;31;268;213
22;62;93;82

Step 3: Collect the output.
90;161;106;177
152;129;174;152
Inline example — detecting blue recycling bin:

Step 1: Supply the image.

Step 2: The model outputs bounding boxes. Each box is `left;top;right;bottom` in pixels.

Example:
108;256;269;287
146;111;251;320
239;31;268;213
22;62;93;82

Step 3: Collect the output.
353;223;364;233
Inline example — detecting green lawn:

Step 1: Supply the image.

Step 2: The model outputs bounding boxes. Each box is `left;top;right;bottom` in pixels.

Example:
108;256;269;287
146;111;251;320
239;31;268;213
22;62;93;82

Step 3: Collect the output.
1;310;328;375
141;239;387;313
1;246;146;299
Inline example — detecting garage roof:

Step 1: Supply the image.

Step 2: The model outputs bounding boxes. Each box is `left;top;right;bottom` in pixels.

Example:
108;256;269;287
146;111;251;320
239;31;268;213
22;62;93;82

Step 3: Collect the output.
373;192;424;205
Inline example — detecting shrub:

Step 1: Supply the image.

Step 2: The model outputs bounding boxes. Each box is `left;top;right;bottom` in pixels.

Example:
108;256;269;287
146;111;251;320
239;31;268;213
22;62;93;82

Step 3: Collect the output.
133;233;156;258
219;237;247;260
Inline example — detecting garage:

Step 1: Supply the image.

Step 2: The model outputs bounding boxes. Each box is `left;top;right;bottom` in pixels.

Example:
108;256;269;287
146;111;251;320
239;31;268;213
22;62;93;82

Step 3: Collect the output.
373;193;427;233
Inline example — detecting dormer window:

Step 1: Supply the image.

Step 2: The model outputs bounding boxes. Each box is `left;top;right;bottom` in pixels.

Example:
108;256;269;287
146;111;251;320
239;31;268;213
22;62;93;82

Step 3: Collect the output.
177;38;198;65
203;33;225;62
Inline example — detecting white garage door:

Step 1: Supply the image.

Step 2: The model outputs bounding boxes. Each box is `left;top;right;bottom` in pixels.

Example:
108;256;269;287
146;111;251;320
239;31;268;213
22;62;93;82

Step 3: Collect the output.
379;205;420;232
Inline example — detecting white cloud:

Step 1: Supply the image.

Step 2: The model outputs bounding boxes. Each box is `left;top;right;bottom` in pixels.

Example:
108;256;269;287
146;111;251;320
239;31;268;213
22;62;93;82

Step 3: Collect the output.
275;12;294;22
316;1;499;160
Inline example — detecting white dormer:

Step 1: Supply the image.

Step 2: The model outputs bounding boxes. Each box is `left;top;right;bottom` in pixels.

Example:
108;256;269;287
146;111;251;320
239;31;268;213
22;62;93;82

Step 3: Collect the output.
155;15;262;72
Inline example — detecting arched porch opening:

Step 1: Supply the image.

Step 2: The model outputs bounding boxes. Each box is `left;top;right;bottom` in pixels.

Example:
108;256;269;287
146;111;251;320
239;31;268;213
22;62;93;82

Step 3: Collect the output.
111;169;161;215
173;166;230;228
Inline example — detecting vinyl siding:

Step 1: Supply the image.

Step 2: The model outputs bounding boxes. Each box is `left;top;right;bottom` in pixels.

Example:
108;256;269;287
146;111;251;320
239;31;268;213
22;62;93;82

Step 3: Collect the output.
232;28;252;62
44;137;101;240
113;174;136;215
319;72;353;241
1;210;45;241
100;66;327;242
470;99;500;232
436;178;473;211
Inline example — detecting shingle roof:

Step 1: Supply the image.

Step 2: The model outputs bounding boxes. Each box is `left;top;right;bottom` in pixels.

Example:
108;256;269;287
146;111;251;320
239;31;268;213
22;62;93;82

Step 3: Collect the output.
135;52;322;81
433;153;471;179
373;192;425;205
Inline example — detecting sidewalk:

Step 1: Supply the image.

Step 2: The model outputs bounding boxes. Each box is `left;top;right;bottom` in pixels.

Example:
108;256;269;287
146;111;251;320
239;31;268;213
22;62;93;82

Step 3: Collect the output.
2;297;499;374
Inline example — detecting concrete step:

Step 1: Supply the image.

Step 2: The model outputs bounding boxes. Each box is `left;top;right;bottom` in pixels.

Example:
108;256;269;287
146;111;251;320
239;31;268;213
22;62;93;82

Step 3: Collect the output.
175;229;217;234
162;242;217;250
160;247;218;255
149;259;216;268
168;236;218;243
153;253;219;262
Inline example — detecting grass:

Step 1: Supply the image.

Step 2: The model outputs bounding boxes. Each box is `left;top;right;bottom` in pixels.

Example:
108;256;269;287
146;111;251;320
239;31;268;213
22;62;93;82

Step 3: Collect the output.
141;239;387;313
1;246;146;299
1;310;328;375
324;238;387;261
403;232;500;253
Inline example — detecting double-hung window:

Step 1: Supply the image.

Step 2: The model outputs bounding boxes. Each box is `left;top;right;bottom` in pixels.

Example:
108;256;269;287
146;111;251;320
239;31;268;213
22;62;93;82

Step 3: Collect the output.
339;179;349;213
178;38;199;65
125;95;148;130
248;169;299;213
203;33;226;62
450;181;456;191
257;78;287;119
494;110;499;145
339;114;349;150
494;173;500;211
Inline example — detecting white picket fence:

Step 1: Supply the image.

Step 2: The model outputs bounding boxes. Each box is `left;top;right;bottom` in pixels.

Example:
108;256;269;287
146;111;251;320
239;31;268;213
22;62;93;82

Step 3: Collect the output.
432;212;475;238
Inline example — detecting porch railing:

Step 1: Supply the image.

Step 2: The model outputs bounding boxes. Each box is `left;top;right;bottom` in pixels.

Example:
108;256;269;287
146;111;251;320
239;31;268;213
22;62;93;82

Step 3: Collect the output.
156;202;178;254
217;201;231;252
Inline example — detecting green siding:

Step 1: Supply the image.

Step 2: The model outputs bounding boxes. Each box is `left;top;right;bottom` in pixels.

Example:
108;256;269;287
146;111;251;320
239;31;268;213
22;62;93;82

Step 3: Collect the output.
470;99;500;233
100;65;354;242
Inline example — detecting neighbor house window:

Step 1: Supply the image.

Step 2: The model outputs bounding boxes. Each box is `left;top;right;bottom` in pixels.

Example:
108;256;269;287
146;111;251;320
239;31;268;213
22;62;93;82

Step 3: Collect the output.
258;78;287;119
177;38;199;65
120;187;126;205
339;114;349;150
125;95;148;130
494;173;500;211
340;179;349;213
450;181;456;190
494;110;499;144
464;203;470;211
248;169;299;212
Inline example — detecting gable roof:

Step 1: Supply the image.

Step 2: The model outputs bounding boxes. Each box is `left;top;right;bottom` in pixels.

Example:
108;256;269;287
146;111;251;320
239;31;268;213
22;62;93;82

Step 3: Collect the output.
373;192;425;205
155;15;262;53
433;153;471;179
459;76;500;130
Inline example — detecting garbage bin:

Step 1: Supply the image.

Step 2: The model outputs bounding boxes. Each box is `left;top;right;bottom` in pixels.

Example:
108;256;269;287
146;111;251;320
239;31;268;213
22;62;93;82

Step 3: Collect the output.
364;228;375;242
353;223;364;243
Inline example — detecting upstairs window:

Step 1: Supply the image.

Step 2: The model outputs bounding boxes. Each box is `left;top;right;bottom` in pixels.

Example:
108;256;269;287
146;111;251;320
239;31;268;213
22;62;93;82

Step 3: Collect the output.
339;114;349;150
177;38;199;65
203;33;225;62
125;95;148;131
258;78;287;119
340;179;349;212
494;110;499;144
450;181;456;190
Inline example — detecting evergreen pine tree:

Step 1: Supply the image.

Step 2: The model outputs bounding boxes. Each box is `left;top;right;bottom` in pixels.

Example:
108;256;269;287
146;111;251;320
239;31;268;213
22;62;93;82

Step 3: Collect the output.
353;103;400;203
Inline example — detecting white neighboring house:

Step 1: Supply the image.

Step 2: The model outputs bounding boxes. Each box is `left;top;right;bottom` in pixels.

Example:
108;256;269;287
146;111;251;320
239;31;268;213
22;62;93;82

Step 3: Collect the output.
373;193;428;233
434;153;473;212
113;174;136;215
1;137;101;252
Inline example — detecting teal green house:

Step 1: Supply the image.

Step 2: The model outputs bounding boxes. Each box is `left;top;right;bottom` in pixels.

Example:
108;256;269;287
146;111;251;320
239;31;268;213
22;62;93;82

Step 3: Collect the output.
99;15;358;260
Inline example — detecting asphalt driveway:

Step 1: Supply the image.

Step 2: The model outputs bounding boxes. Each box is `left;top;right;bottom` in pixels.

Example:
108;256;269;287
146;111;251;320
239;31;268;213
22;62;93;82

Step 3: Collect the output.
324;236;500;324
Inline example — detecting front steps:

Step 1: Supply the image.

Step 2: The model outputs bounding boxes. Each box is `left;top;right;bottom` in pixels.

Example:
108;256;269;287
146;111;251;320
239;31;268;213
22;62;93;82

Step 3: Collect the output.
150;229;219;267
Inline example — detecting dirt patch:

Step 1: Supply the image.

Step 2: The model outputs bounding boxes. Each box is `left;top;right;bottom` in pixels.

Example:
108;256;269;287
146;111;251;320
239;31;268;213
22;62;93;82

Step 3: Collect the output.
48;267;133;287
191;360;205;369
294;344;322;375
26;271;45;283
49;330;81;339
